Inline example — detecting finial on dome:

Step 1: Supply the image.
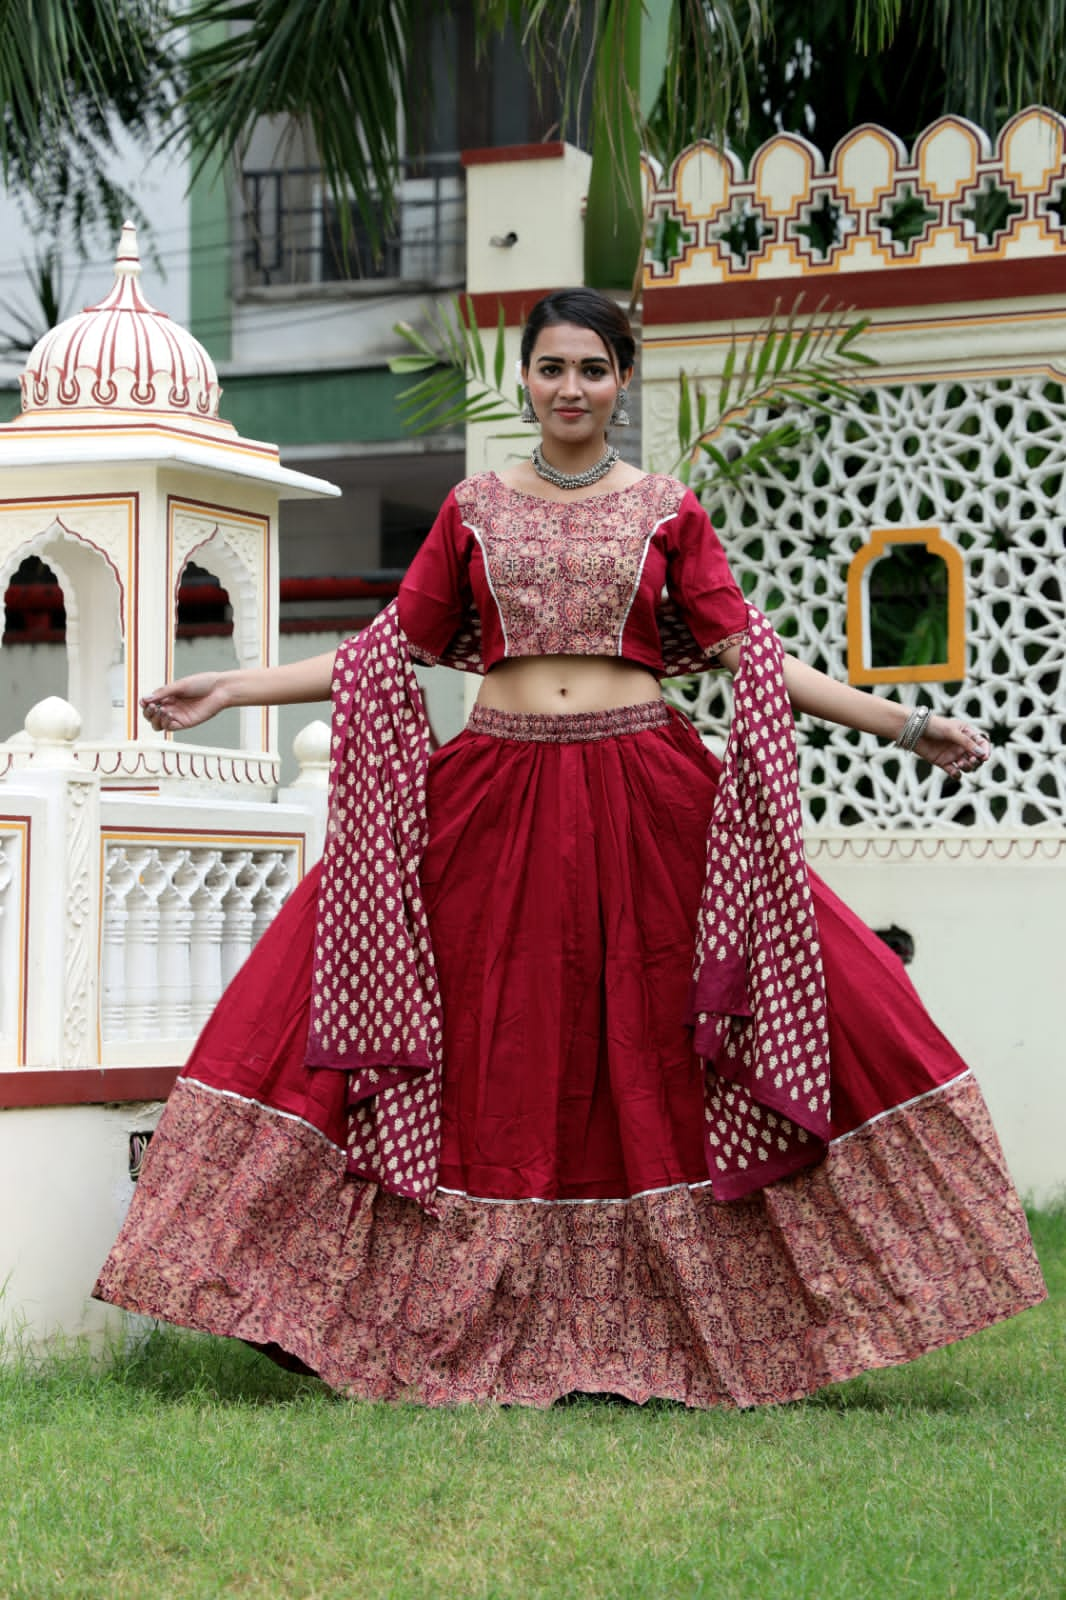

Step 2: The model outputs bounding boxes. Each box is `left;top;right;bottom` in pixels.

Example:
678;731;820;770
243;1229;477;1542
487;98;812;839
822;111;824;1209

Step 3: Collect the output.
114;221;141;279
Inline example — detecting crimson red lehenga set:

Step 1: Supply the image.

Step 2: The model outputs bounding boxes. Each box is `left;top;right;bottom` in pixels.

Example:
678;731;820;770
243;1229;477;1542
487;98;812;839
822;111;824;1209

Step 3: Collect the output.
96;475;1045;1407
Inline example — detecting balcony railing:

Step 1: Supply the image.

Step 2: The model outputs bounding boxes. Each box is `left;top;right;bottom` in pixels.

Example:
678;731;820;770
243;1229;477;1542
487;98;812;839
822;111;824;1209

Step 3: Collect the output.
241;157;466;289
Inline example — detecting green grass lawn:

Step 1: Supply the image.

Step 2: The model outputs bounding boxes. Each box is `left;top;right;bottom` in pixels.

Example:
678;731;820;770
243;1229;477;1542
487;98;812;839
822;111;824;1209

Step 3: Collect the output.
2;1208;1064;1600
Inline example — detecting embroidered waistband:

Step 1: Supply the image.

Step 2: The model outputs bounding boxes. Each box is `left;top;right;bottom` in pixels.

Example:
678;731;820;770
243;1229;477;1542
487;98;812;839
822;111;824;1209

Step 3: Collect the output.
468;700;670;743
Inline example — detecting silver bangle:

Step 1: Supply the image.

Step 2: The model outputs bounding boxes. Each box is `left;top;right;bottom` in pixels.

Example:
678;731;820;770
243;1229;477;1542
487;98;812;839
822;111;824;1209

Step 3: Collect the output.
895;705;931;752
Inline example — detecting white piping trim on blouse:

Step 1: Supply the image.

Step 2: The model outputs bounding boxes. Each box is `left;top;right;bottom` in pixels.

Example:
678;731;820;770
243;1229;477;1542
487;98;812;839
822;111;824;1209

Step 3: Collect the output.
615;506;679;656
466;520;509;656
436;1178;718;1206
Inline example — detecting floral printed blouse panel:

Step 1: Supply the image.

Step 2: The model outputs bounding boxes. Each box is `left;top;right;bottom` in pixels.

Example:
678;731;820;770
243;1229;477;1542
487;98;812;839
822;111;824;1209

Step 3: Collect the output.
397;472;749;674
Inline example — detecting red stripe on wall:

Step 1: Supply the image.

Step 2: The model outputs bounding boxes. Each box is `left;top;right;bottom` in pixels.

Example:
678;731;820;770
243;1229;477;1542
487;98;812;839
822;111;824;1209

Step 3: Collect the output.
644;256;1066;325
462;143;565;166
0;1067;181;1108
463;289;562;326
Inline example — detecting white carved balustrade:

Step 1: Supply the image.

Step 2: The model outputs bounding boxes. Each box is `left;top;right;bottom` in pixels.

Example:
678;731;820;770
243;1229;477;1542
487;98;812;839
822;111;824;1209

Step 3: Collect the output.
253;854;293;944
100;834;303;1065
189;851;227;1032
0;700;101;1068
157;851;197;1036
0;701;329;1073
98;840;299;1053
101;847;136;1043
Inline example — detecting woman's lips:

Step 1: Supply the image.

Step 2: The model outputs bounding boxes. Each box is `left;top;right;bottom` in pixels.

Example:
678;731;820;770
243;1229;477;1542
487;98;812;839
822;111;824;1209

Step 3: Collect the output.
554;408;587;418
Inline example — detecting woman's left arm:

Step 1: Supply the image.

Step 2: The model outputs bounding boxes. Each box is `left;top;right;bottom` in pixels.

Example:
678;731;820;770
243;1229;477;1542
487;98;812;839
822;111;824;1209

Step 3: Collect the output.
716;644;990;778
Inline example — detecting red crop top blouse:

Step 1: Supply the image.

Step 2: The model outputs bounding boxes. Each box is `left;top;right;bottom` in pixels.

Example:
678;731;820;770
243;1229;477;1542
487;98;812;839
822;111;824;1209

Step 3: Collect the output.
397;471;748;673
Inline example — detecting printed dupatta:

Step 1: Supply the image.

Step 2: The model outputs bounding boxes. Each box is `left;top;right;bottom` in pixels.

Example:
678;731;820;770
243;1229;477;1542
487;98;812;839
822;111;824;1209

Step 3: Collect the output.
688;607;831;1198
305;603;443;1207
307;600;831;1208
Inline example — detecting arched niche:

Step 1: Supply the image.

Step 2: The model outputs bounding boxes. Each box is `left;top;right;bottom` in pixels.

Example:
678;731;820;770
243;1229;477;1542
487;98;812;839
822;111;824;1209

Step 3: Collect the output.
173;527;260;751
0;520;124;739
846;527;966;685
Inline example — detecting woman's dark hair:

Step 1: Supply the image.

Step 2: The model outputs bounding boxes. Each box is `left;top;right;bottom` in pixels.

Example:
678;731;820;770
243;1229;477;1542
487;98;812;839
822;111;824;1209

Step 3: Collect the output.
520;288;635;375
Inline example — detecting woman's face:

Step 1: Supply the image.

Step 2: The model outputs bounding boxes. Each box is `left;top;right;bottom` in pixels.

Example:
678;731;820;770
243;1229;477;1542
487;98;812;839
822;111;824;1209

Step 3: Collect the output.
523;322;630;452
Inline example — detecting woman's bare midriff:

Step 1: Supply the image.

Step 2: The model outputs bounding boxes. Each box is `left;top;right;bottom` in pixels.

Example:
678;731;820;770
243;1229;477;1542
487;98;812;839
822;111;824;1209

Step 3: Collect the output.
475;655;662;715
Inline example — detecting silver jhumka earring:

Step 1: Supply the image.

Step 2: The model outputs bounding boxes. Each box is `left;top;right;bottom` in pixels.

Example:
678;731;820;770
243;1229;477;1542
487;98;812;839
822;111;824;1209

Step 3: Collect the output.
609;387;631;427
520;386;537;424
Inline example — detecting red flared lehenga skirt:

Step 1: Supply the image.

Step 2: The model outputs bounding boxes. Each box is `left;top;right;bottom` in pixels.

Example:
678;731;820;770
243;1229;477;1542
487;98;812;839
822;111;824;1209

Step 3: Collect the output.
94;703;1045;1407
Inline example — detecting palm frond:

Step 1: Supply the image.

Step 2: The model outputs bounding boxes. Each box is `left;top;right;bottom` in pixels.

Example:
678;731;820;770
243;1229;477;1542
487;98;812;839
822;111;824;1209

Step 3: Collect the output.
669;297;876;490
0;0;170;173
851;0;1066;128
0;246;76;358
0;0;175;254
389;299;527;435
477;1;769;158
178;0;415;248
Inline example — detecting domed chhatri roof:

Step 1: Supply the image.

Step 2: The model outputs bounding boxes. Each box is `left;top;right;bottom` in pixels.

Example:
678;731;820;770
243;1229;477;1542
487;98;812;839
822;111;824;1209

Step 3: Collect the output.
20;221;223;425
0;218;338;499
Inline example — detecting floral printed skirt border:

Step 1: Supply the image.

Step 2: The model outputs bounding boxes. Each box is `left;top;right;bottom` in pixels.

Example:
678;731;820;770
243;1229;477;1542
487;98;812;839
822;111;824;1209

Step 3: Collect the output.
95;1071;1044;1408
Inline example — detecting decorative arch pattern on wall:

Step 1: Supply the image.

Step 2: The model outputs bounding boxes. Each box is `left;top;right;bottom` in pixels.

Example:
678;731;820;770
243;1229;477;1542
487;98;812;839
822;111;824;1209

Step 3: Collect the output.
167;498;272;755
0;520;124;741
645;108;1066;287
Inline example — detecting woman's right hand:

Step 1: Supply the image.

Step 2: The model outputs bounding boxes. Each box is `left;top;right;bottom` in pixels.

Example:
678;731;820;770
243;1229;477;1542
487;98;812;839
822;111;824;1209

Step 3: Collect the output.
141;673;230;732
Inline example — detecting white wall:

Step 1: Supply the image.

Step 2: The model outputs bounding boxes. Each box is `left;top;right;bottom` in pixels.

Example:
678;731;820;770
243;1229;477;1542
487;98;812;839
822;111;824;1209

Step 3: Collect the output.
231;288;460;373
0;1103;154;1354
811;838;1066;1207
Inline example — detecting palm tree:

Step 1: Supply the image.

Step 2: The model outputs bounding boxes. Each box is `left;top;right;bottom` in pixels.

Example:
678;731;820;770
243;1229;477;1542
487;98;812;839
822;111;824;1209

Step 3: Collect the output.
178;0;771;290
0;0;176;256
6;4;1063;282
176;0;1066;291
728;1;1066;161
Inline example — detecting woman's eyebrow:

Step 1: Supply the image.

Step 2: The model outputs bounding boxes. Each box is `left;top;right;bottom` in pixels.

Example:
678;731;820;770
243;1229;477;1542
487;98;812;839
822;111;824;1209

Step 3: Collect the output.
534;353;609;365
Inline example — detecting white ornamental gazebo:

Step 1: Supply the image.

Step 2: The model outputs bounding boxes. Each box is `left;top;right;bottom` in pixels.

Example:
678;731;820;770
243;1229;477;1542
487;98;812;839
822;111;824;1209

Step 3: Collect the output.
0;220;338;783
0;225;338;1352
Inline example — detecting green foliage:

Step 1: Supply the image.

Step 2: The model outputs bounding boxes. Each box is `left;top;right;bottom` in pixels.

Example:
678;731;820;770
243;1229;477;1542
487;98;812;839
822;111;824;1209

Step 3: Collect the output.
390;297;527;437
0;0;175;255
473;1;769;164
876;185;939;251
648;213;694;271
0;248;72;357
176;0;774;286
737;0;1066;159
669;296;877;492
178;0;410;252
868;543;951;669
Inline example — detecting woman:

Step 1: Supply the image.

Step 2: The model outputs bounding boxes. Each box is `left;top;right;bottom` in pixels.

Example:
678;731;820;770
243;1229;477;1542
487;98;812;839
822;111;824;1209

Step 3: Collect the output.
96;289;1044;1408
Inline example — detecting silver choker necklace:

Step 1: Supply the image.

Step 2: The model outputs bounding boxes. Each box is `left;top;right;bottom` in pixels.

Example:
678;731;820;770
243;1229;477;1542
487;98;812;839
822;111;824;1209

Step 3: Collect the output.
531;443;619;490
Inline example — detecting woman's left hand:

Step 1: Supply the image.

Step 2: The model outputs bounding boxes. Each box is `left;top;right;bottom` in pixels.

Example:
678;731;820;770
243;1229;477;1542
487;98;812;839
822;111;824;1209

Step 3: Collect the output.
913;715;990;779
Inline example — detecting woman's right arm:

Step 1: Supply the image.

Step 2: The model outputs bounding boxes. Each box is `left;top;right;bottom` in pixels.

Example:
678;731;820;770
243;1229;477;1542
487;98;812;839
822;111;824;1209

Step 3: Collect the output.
141;650;337;732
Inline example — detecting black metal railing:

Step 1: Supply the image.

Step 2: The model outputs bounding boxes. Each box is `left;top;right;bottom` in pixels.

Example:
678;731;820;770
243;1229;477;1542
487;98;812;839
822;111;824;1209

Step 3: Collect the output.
241;157;466;289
